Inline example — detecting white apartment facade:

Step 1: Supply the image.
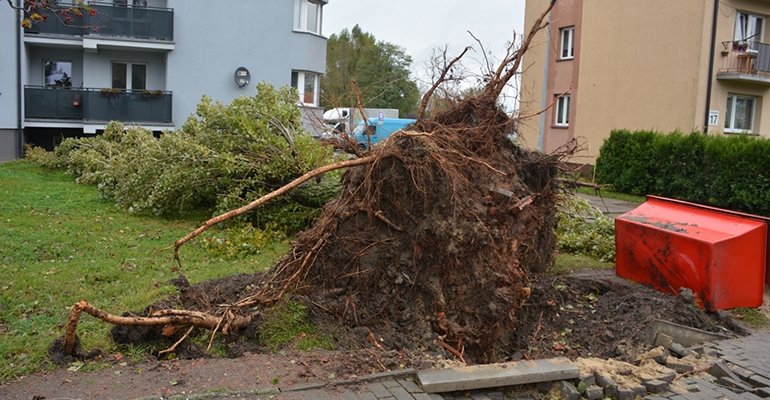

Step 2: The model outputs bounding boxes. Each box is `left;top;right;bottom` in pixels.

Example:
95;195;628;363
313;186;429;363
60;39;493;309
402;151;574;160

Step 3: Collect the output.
0;0;328;161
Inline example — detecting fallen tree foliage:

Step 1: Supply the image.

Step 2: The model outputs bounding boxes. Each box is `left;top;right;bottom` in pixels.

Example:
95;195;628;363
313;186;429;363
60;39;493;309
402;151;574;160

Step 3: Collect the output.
54;1;573;364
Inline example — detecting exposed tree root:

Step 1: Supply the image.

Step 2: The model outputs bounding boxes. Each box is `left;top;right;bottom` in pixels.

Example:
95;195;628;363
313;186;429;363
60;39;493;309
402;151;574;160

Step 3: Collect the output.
62;300;252;358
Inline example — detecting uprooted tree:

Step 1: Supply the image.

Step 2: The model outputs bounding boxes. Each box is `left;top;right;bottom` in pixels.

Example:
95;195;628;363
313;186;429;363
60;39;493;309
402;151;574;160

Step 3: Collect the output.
54;2;571;364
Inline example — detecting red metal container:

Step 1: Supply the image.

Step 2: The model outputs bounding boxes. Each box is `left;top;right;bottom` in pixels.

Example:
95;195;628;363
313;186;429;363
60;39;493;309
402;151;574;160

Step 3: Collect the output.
615;196;767;311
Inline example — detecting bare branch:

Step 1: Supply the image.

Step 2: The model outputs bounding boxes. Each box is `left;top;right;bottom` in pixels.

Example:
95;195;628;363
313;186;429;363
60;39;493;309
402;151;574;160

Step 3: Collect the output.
418;46;470;119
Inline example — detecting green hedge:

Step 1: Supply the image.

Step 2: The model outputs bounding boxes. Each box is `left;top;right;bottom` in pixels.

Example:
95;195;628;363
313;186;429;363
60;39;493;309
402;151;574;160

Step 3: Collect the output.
596;129;770;216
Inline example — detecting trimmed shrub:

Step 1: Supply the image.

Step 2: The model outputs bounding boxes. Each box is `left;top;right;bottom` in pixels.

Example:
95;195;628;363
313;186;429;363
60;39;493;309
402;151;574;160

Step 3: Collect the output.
596;129;770;216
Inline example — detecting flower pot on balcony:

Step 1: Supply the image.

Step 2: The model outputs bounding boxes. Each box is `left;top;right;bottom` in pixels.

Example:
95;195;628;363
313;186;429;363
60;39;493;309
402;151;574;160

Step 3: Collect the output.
721;49;730;56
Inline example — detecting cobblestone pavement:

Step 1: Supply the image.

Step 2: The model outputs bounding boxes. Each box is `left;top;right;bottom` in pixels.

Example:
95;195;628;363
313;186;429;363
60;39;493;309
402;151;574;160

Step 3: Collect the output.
189;333;770;400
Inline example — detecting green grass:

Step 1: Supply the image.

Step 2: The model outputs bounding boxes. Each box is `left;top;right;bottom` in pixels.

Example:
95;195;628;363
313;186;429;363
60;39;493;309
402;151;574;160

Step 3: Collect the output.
553;253;615;275
0;161;288;382
574;186;646;203
260;298;335;351
734;307;770;328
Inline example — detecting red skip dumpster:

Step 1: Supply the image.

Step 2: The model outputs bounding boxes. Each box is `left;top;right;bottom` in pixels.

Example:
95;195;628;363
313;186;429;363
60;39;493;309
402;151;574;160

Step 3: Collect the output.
615;196;768;311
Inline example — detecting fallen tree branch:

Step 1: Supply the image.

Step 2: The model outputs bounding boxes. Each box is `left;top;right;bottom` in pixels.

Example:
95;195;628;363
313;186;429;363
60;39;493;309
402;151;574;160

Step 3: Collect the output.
166;155;378;261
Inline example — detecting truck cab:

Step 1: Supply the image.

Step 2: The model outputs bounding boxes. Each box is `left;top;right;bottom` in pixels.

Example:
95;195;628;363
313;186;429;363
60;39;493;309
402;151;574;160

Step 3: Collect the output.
353;118;416;150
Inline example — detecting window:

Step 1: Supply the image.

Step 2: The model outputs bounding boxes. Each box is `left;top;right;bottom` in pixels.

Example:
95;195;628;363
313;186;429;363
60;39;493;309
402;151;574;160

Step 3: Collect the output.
554;94;570;127
112;62;146;90
725;94;756;133
560;26;575;59
735;12;764;52
291;71;319;106
44;60;72;87
294;0;321;34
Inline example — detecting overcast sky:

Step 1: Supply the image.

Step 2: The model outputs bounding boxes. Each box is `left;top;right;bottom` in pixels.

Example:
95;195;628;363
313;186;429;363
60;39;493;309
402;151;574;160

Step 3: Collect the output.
323;0;527;93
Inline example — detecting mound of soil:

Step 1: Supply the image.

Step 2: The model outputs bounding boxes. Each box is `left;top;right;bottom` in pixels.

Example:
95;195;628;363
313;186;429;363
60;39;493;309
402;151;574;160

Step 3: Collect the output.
106;268;748;365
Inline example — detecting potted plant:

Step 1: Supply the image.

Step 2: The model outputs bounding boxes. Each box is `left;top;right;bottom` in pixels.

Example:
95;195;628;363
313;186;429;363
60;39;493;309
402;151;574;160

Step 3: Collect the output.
99;87;122;96
142;89;164;97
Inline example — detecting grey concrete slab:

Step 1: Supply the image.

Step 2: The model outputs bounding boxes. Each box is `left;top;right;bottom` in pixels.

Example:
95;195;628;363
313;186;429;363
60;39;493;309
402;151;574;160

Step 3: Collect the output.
416;358;579;393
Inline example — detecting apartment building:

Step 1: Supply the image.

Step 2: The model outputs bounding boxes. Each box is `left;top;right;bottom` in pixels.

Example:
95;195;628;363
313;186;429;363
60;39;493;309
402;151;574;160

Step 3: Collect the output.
0;0;328;161
520;0;770;165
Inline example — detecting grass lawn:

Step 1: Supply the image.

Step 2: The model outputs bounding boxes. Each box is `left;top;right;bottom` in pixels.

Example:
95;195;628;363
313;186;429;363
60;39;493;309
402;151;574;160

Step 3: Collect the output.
0;161;287;382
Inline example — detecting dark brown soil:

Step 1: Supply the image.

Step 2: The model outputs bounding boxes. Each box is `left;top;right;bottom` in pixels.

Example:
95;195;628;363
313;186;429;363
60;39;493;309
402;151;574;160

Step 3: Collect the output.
4;268;755;400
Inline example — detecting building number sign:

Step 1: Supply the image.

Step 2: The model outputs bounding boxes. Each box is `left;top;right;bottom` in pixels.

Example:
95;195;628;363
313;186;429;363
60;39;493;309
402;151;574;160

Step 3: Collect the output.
708;110;719;126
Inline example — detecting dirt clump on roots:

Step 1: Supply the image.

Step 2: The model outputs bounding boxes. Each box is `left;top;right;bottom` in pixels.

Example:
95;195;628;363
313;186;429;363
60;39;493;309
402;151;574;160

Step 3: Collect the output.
258;96;560;363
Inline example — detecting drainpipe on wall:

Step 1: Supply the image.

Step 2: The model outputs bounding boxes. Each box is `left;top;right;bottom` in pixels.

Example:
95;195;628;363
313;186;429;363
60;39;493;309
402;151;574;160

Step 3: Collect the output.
703;0;718;133
16;0;23;158
538;9;552;152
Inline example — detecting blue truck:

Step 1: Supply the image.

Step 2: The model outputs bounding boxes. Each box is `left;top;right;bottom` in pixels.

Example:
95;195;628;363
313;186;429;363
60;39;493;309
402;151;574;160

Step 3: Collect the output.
352;117;417;150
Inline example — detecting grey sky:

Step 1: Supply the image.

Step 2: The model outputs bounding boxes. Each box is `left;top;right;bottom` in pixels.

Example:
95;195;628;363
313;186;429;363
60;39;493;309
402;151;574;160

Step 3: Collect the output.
323;0;527;90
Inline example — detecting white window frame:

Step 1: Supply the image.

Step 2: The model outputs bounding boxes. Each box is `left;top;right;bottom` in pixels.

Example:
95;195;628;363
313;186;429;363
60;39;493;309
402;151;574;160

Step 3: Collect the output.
111;62;147;90
554;94;570;127
293;0;322;35
724;93;756;133
292;71;319;107
735;12;764;51
560;26;575;59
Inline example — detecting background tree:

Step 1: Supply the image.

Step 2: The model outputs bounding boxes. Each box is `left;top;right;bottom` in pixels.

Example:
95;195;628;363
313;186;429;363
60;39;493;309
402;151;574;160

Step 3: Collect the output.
322;25;419;117
6;0;98;29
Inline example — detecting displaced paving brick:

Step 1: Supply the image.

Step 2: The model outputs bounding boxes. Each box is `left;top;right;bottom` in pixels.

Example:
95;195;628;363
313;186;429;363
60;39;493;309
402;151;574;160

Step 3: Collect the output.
644;379;670;394
669;342;689;358
710;360;742;381
632;385;647;398
577;373;596;387
583;385;604;400
665;359;694;374
416;358;579;393
558;380;580;400
617;388;635;400
757;387;770;398
657;369;677;383
748;374;770;388
595;373;618;399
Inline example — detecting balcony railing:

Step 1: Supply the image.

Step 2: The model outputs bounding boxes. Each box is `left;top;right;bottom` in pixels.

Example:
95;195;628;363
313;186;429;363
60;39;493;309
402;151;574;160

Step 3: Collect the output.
24;2;173;41
25;86;173;124
717;40;770;80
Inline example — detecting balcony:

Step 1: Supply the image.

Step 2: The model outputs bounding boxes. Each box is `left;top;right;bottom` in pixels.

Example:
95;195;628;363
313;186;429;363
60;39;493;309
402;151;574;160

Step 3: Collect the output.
24;2;173;41
25;86;172;124
717;40;770;86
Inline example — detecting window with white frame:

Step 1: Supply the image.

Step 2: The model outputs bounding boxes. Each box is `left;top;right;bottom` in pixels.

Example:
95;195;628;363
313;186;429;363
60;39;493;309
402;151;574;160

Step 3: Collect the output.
735;12;764;51
554;94;570;127
560;26;575;59
291;71;319;106
725;93;756;133
112;62;147;90
294;0;321;34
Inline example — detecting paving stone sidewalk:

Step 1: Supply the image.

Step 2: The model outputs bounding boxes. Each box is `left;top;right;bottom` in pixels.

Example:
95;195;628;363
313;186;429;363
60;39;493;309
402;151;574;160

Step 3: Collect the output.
269;333;770;400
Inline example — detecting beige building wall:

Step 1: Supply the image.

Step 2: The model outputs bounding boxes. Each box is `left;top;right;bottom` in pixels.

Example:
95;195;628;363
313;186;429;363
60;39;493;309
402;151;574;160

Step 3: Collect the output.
518;0;552;151
574;1;711;164
519;0;770;165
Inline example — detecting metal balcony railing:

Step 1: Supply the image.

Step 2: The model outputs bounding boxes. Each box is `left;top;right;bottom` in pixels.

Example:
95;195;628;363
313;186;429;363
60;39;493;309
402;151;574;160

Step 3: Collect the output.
718;40;770;79
24;2;173;41
25;86;173;124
